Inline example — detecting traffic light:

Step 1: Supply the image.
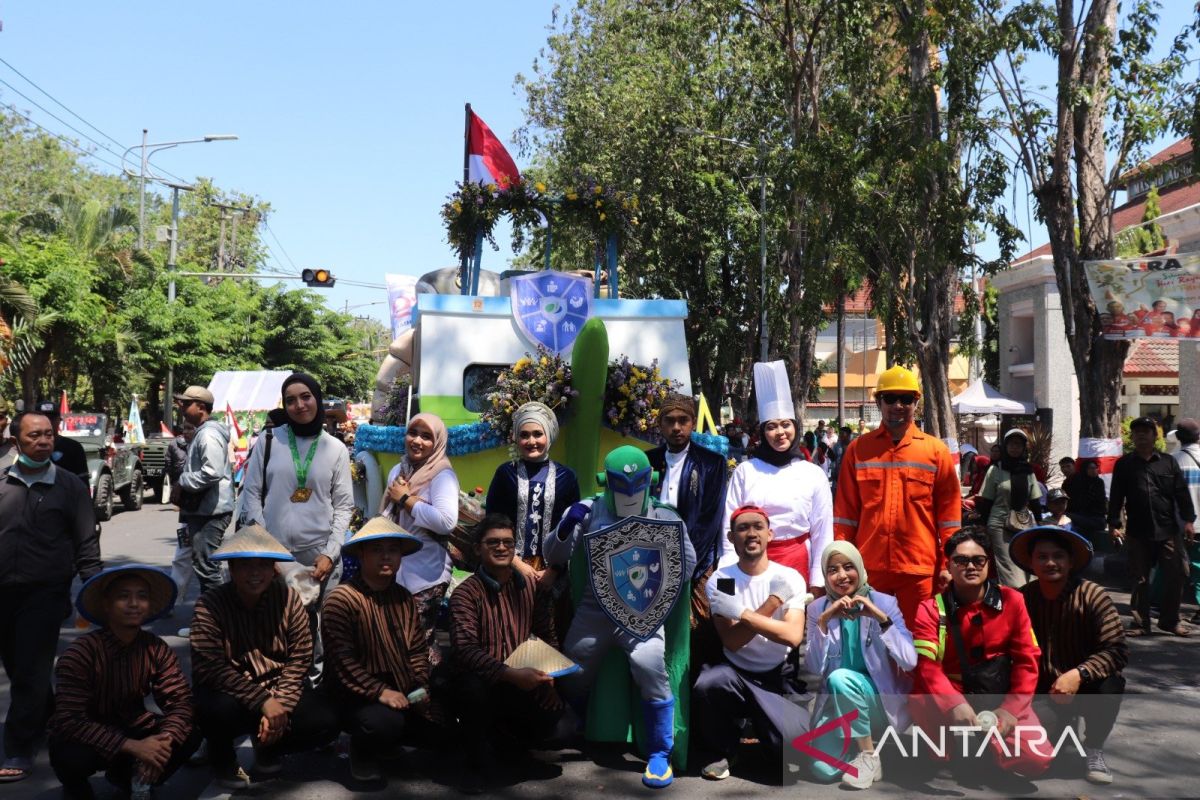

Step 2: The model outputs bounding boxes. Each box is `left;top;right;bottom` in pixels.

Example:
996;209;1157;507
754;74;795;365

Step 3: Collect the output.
302;268;336;287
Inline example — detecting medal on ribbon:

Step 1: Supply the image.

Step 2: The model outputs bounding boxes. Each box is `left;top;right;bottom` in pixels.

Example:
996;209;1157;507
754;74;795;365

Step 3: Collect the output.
288;427;319;503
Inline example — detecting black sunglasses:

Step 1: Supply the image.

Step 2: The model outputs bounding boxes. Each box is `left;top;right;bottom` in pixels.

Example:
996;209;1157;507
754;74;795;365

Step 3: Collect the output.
880;393;917;406
951;555;989;568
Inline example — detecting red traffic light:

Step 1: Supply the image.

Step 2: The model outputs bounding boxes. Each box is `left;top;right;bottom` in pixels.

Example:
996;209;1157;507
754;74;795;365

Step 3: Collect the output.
301;268;335;288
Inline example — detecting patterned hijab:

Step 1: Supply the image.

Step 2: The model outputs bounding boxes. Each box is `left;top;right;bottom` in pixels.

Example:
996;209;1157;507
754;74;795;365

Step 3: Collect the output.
402;413;453;496
512;402;558;462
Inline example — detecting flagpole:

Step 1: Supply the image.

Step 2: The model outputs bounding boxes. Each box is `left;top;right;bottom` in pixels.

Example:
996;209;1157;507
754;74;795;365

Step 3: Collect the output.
461;103;472;296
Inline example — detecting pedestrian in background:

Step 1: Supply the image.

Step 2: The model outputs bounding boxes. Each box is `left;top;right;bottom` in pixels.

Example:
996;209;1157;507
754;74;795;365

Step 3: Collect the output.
175;386;234;595
1170;418;1200;624
1108;417;1196;636
976;428;1043;588
166;423;197;604
1064;458;1109;546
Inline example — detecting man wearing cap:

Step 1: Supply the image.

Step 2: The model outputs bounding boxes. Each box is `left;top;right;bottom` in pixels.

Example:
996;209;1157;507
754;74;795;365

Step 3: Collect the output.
1171;418;1200;624
190;525;338;788
321;517;444;782
447;513;564;793
1014;526;1127;785
49;565;199;798
1044;488;1072;528
693;506;807;782
174;386;234;594
833;365;961;627
1108;416;1196;636
647;393;728;668
0;411;100;783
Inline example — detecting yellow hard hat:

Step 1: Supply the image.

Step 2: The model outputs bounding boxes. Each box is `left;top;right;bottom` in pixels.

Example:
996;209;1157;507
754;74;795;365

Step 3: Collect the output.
876;365;920;395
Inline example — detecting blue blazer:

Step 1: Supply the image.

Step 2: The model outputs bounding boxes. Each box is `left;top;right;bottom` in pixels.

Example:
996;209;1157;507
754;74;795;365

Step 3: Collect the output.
647;442;727;579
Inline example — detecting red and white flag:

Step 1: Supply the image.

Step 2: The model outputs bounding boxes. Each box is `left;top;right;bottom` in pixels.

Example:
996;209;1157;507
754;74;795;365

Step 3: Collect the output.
160;421;173;436
59;389;70;416
467;109;521;189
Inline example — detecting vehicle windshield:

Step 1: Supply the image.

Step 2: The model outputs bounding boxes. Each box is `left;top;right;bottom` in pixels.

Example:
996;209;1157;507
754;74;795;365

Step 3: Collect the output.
60;413;108;437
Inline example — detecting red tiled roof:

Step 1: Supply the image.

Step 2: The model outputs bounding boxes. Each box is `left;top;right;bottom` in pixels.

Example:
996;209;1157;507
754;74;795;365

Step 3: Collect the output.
1123;338;1178;377
1116;138;1193;187
824;281;967;315
1014;138;1199;264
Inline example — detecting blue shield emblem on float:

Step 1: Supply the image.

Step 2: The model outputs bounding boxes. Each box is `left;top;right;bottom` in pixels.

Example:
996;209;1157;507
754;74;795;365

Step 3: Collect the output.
510;270;592;354
585;516;686;642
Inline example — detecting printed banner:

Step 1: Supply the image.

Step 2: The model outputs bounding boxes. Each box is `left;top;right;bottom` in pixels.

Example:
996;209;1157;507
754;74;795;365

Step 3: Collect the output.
386;273;420;341
1085;252;1200;339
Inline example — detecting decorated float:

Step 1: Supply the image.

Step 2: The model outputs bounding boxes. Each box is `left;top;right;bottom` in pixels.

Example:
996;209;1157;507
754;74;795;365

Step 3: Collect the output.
349;179;728;769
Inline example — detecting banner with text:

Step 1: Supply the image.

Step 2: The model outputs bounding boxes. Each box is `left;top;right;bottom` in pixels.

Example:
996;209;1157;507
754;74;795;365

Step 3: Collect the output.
1085;252;1200;339
386;273;419;341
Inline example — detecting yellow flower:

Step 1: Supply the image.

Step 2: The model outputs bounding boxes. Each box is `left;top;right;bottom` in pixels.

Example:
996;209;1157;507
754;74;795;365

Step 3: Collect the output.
452;201;462;213
540;356;549;366
566;192;578;201
595;200;603;208
599;212;606;221
632;217;639;226
535;182;547;193
485;183;496;192
594;185;603;194
514;357;531;370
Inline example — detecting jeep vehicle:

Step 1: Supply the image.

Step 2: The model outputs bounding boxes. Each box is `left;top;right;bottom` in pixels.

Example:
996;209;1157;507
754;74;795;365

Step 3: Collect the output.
141;432;172;501
60;412;144;520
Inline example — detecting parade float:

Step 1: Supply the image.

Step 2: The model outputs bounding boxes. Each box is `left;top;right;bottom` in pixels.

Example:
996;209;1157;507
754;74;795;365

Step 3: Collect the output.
349;178;728;768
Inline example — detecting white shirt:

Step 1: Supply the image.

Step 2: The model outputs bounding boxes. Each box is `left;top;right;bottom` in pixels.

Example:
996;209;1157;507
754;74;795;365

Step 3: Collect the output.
720;457;834;586
384;464;460;594
659;445;689;507
707;561;806;672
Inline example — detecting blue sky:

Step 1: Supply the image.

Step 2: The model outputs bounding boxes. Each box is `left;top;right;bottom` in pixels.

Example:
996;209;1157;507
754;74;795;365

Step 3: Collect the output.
0;2;1193;329
0;1;558;324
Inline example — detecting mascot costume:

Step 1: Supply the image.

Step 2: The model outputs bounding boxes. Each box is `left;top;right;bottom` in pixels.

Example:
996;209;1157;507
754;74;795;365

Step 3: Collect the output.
545;445;696;788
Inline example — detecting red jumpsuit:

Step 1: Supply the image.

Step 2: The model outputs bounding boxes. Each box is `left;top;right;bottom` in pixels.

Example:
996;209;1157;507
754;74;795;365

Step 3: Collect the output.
910;583;1051;777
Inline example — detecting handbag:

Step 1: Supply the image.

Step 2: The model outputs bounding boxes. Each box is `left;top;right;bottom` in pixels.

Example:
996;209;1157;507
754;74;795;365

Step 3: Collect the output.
945;606;1012;695
177;487;207;513
1006;507;1035;532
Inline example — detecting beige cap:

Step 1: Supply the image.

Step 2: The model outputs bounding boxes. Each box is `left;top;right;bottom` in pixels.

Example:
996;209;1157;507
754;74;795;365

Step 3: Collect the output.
174;385;215;406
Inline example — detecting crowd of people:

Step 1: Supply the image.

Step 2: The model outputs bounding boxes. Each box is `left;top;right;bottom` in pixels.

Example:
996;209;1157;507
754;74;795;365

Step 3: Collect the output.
0;361;1195;797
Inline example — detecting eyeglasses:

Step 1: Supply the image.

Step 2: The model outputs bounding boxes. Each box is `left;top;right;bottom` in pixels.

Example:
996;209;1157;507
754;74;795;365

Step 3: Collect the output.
951;555;989;568
880;393;917;406
481;538;516;551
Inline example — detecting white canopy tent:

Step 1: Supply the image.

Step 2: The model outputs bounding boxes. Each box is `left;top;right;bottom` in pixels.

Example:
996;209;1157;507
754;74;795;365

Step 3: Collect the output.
207;370;291;412
951;378;1034;415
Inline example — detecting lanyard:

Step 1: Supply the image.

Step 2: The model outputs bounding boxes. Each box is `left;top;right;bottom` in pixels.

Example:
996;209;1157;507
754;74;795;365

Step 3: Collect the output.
287;427;319;488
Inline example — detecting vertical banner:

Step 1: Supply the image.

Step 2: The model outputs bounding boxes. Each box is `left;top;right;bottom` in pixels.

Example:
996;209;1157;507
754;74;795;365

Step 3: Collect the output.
386;273;419;340
1085;252;1200;339
126;396;145;444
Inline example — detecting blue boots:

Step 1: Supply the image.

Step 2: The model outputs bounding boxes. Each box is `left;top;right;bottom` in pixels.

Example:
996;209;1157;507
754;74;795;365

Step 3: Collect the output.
642;697;675;788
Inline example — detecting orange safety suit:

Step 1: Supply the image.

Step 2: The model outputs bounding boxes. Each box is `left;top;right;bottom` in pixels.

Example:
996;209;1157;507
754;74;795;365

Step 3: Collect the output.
833;423;961;624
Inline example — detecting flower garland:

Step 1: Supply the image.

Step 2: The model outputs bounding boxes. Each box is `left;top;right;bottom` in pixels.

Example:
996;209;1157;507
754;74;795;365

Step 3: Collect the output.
375;373;413;427
604;355;681;437
441;178;637;261
481;345;577;440
353;421;505;457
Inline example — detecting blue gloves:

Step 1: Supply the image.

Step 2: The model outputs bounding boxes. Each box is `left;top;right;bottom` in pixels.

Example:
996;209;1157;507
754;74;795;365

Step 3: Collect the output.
556;501;590;540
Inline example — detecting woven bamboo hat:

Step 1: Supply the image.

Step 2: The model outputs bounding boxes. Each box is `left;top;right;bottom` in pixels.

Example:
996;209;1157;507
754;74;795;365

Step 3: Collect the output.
1010;525;1093;573
211;524;295;562
344;516;423;556
76;565;177;626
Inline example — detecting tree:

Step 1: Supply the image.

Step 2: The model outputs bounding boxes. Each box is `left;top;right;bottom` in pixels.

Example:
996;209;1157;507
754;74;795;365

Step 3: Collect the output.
991;0;1196;446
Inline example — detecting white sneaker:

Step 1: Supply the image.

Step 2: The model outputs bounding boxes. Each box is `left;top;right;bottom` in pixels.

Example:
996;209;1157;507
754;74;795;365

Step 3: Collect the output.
840;750;881;789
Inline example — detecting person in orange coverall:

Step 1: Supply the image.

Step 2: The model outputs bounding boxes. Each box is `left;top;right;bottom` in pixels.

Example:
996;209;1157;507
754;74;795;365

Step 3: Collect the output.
833;366;961;627
910;529;1051;779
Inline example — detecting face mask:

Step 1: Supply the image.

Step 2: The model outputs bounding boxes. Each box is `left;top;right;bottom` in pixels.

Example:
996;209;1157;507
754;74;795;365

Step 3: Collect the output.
17;452;51;469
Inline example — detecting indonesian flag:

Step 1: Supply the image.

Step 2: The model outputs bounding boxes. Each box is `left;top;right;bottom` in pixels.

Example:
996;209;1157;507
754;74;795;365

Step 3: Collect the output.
467;110;521;189
160;421;174;436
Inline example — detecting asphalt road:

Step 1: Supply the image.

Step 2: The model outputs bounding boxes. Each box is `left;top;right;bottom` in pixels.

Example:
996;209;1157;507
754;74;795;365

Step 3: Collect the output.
4;502;1200;799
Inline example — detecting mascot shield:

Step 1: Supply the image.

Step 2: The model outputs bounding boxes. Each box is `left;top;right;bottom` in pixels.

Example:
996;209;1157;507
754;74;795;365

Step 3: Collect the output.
510;270;592;354
584;515;686;642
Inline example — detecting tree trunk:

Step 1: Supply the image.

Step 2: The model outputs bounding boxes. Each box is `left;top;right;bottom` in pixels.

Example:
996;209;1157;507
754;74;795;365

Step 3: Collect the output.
836;281;846;424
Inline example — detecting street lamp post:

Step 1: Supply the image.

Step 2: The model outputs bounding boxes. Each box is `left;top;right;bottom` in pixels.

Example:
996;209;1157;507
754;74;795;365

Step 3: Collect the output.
123;131;238;250
677;127;770;362
163;181;194;424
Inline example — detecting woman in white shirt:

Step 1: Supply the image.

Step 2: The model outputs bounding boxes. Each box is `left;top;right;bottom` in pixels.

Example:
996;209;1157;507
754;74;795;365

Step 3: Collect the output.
380;412;459;666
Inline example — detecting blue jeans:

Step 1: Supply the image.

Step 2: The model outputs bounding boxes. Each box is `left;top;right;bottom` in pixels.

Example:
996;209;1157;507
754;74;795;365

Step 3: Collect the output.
186;513;231;594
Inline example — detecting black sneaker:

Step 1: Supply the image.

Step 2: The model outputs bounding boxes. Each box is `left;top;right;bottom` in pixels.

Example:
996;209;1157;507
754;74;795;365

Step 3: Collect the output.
701;757;732;780
1086;748;1113;785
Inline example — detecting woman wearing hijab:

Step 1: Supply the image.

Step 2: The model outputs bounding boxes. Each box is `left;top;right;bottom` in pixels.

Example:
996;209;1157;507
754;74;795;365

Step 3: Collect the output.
804;542;916;788
976;428;1043;587
380;412;460;667
484;402;580;579
239;373;354;593
720;361;833;590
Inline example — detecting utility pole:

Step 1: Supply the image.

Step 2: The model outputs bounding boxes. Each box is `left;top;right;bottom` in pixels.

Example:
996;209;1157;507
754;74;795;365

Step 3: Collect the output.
210;200;252;271
836;277;846;425
164;181;194;426
137;129;148;250
216;213;228;270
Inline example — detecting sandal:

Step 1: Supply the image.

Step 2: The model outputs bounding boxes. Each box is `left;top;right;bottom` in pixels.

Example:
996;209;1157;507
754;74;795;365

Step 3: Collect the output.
0;757;33;783
1126;626;1151;637
1159;622;1192;637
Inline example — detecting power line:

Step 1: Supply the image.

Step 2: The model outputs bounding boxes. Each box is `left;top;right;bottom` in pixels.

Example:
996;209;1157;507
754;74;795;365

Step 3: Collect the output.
262;219;301;275
0;55;126;150
2;103;125;173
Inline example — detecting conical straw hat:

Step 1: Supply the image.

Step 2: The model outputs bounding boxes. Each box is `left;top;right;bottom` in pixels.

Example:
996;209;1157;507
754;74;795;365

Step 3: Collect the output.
76;564;177;626
504;637;580;678
211;524;294;562
344;515;423;556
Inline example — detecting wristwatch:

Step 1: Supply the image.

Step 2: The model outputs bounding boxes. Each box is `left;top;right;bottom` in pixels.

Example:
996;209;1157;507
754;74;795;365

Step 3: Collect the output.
1077;665;1092;684
878;617;893;633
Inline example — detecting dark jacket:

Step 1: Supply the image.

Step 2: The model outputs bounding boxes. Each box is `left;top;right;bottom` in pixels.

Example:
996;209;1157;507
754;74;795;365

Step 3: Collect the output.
52;434;89;483
1063;473;1107;517
0;465;100;587
647;441;728;578
1108;451;1196;539
165;435;189;481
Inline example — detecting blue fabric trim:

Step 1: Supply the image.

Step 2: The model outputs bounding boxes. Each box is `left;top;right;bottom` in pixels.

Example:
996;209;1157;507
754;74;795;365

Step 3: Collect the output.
344;531;424;553
210;551;295;562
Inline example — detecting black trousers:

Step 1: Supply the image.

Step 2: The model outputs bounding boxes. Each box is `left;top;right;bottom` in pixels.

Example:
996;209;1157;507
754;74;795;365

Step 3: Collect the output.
0;583;69;760
339;690;449;759
447;672;562;761
692;662;788;760
1033;673;1126;750
193;684;338;770
1128;532;1188;630
49;721;202;799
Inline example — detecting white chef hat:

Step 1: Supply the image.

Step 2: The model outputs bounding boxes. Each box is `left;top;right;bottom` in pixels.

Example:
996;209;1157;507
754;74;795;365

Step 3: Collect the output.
754;360;796;423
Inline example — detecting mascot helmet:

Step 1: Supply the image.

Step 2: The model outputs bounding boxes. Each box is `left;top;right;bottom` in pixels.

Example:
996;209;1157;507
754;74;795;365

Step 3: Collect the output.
597;445;657;518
